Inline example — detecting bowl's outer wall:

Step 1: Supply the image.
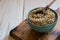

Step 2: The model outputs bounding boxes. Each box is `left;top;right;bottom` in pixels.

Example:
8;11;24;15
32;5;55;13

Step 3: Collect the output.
28;21;56;33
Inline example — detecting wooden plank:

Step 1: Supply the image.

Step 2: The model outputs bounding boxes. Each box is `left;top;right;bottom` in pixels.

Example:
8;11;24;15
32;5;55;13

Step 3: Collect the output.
8;0;24;31
8;0;24;40
0;0;24;40
0;0;10;40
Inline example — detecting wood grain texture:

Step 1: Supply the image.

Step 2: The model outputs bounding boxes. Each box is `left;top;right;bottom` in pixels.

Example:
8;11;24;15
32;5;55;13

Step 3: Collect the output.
10;18;60;40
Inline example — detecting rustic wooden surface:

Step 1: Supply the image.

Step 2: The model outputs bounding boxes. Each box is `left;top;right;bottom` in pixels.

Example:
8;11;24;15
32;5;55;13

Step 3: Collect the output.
10;19;60;40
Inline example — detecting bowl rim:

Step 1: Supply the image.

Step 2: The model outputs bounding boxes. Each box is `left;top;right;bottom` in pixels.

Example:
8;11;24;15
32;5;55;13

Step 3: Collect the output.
27;7;58;28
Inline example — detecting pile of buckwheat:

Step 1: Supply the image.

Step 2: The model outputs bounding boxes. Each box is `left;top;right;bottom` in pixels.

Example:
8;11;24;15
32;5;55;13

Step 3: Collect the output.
29;8;55;26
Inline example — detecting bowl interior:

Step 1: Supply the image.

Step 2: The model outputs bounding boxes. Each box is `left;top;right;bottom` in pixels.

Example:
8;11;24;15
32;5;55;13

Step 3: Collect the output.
27;7;58;27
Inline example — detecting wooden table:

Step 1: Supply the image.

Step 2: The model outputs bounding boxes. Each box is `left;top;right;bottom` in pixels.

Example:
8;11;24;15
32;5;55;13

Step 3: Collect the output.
10;19;60;40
